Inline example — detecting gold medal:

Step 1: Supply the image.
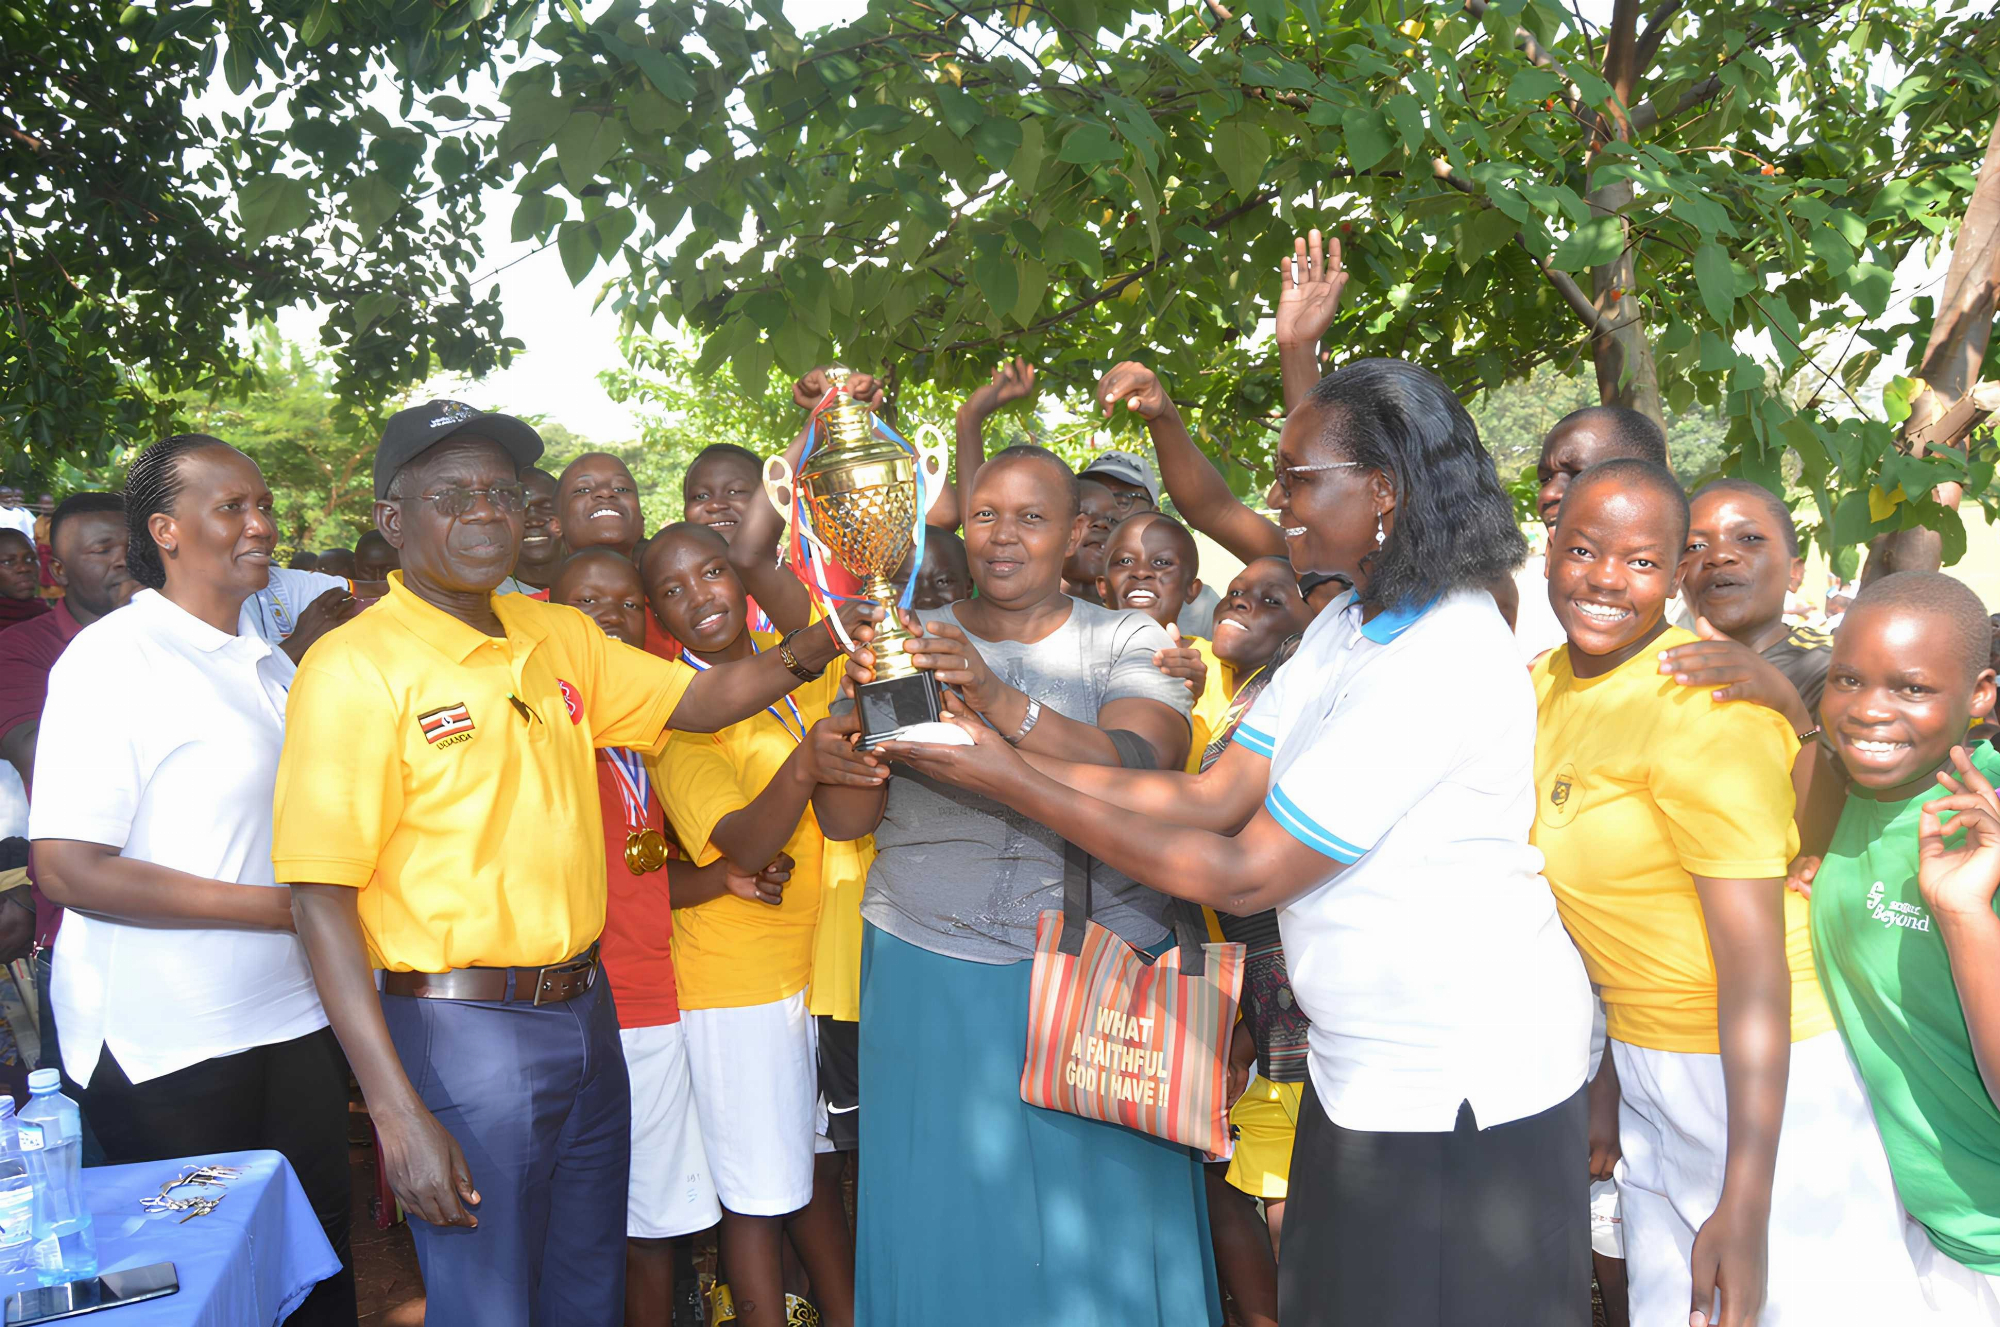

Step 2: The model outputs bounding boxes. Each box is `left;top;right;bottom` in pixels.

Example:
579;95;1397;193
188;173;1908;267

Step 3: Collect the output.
637;829;671;872
624;831;651;875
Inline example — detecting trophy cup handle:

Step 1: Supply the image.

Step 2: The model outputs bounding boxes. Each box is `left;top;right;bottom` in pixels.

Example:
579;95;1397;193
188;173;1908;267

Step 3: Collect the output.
915;421;951;521
763;455;795;518
765;452;863;654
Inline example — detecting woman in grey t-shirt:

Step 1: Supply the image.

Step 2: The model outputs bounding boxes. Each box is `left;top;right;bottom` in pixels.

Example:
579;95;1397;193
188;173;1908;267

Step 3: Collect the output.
819;445;1213;1327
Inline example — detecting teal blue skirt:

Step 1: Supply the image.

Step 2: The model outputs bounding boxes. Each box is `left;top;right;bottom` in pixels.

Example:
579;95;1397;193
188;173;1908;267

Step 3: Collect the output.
857;924;1221;1327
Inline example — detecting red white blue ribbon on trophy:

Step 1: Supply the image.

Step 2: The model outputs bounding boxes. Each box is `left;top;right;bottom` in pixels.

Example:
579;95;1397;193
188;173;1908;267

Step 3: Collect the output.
780;385;942;653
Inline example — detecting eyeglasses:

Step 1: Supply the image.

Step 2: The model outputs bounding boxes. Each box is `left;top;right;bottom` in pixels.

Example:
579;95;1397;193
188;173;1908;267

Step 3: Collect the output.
1106;489;1151;515
1272;461;1362;500
407;484;527;518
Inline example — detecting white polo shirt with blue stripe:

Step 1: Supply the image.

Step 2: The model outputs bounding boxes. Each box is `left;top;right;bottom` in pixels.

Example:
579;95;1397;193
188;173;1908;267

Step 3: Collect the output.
1235;587;1591;1133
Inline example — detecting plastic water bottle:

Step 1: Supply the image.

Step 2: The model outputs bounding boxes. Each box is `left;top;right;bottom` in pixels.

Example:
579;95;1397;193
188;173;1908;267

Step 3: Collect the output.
18;1070;94;1285
0;1098;36;1281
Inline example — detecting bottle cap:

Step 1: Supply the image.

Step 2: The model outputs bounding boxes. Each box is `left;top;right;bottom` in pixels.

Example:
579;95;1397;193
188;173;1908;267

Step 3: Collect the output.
26;1070;58;1093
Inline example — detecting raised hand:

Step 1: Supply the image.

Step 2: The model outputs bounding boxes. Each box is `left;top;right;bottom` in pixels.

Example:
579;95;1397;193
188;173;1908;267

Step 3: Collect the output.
1274;229;1348;349
1097;361;1170;422
1918;747;2000;920
795;366;883;411
964;358;1038;420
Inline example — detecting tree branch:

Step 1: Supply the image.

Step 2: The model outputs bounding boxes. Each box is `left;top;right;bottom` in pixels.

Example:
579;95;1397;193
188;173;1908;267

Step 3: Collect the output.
1602;0;1641;137
1908;380;2000;453
1628;73;1722;134
1532;246;1621;338
1631;0;1684;73
932;188;1279;354
1431;159;1619;339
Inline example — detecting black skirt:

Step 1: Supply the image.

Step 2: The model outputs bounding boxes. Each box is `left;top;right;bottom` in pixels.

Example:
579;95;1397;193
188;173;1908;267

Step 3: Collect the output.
1277;1081;1591;1327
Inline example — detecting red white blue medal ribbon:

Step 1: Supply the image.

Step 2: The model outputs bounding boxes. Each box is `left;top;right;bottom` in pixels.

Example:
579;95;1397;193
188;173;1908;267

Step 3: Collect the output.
682;641;805;744
604;747;651;830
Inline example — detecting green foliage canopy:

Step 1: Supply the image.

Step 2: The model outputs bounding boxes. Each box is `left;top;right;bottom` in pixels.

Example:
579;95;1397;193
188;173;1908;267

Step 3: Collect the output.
6;0;1998;563
2;0;525;473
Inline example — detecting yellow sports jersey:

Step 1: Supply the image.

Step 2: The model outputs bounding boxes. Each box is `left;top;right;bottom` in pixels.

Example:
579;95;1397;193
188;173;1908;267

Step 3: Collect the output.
808;833;873;1023
661;637;844;1011
1531;628;1830;1053
1184;637;1240;774
272;574;693;971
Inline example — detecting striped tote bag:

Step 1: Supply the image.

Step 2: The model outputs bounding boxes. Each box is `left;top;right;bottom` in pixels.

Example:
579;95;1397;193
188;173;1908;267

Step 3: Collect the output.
1020;842;1246;1156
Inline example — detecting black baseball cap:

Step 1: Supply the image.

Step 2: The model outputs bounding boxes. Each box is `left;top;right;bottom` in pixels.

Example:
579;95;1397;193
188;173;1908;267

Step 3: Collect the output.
373;399;545;499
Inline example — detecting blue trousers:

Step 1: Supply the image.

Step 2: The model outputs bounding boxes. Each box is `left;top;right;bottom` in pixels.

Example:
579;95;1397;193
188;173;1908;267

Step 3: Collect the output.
381;979;631;1327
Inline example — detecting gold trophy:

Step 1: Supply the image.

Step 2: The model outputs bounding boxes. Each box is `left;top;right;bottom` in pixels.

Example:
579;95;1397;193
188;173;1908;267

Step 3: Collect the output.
765;367;948;748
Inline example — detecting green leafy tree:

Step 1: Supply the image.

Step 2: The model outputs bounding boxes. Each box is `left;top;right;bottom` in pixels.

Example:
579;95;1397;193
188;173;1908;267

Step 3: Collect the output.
463;0;2000;562
180;331;385;550
9;0;2000;570
2;0;525;474
41;330;384;553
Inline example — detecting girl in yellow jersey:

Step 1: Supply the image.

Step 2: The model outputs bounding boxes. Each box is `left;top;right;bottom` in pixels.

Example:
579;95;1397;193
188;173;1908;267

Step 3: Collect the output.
1532;460;1925;1327
643;524;884;1327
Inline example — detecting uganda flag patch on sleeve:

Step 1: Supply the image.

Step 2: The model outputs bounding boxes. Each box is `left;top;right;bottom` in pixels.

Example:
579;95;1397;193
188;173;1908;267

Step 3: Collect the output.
418;702;475;743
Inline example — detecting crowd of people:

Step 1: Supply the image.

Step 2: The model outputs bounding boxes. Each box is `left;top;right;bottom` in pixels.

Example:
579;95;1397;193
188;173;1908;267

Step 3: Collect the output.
1;232;1998;1327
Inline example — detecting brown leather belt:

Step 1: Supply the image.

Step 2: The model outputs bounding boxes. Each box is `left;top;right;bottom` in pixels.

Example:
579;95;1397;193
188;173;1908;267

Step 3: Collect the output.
382;947;599;1006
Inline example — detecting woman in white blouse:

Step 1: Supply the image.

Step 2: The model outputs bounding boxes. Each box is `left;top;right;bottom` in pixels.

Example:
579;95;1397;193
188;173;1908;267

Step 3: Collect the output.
882;359;1594;1327
31;435;351;1323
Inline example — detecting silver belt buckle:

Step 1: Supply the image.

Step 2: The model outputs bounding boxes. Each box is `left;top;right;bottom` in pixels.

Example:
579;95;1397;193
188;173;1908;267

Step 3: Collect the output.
531;952;594;1007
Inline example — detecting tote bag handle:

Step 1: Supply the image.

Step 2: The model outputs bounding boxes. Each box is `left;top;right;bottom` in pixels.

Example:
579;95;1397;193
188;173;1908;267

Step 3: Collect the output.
1059;839;1208;977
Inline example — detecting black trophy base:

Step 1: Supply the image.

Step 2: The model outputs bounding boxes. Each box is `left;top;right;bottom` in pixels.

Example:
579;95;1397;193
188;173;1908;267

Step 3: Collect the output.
855;670;944;749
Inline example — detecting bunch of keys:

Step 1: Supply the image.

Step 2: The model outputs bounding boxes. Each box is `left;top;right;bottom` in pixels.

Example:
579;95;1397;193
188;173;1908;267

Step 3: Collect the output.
140;1164;241;1222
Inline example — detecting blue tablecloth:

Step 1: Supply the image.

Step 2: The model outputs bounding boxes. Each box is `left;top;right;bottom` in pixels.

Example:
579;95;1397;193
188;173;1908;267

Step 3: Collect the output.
0;1149;339;1326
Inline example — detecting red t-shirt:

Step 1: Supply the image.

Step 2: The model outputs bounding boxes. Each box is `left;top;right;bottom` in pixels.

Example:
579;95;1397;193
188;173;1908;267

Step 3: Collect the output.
643;611;681;661
594;752;681;1029
0;599;88;949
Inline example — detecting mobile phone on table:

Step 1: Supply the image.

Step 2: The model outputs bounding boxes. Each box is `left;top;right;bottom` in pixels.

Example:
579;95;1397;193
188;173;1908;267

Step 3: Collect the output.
4;1263;179;1324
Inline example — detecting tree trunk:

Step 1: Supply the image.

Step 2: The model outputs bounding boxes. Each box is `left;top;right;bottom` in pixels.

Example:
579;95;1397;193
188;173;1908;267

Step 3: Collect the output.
1588;0;1665;428
1861;109;2000;584
1588;177;1664;426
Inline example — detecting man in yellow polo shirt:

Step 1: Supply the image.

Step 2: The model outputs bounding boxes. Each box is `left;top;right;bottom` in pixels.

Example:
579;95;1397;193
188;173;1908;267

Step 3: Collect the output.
272;401;862;1327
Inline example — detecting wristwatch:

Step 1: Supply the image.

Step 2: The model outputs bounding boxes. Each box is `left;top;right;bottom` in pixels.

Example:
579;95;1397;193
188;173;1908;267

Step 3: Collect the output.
778;628;825;682
1005;697;1043;746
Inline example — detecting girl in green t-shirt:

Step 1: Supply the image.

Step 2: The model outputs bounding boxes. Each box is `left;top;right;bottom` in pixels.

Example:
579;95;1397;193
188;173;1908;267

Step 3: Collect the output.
1807;570;2000;1316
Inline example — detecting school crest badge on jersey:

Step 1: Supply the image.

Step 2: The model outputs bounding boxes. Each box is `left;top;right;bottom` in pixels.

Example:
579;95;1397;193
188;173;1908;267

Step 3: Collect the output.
1540;761;1581;829
557;679;583;724
418;703;475;744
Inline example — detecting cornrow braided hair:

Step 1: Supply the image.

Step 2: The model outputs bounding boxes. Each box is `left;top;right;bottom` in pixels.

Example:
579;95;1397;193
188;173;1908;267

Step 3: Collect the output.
124;434;229;590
